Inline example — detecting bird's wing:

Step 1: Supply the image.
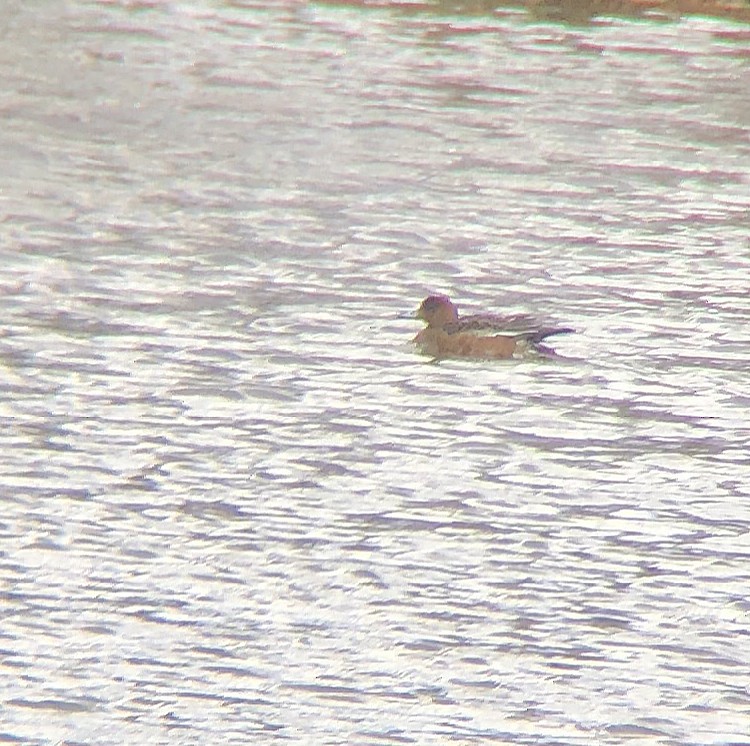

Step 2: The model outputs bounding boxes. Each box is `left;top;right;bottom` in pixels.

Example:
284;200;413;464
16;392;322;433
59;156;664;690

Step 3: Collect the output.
444;312;549;336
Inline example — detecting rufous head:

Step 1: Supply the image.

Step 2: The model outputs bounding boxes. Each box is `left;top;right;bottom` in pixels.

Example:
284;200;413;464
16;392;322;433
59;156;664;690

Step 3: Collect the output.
416;295;459;328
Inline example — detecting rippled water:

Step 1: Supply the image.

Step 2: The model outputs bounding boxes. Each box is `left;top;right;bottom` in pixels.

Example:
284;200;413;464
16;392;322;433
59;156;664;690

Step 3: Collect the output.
2;1;750;744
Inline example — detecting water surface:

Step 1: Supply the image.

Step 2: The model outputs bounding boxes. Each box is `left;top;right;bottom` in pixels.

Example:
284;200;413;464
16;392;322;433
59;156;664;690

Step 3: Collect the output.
1;1;749;744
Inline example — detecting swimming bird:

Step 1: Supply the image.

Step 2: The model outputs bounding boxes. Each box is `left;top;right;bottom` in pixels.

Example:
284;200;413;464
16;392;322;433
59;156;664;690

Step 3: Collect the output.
413;294;573;360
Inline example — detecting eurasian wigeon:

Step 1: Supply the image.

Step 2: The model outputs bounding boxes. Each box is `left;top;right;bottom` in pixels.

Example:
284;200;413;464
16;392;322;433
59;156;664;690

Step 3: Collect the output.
414;295;573;360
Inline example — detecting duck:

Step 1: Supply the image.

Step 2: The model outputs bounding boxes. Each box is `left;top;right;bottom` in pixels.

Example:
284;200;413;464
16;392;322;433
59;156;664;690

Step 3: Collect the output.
413;295;573;360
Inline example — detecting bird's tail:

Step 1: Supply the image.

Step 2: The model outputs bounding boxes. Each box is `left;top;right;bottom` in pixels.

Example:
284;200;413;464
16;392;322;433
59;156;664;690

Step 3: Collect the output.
516;327;575;345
